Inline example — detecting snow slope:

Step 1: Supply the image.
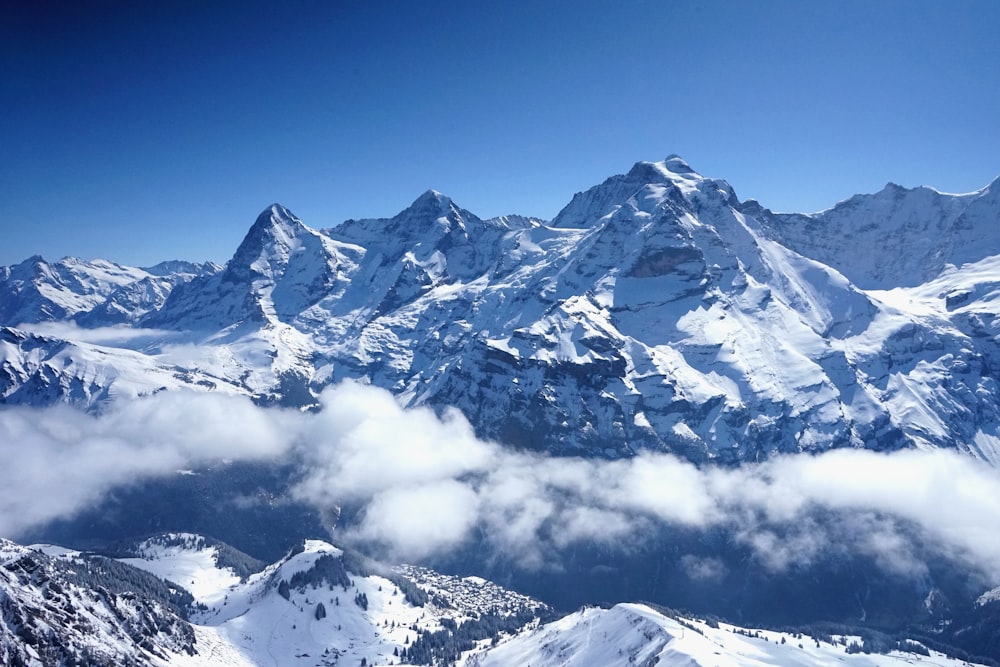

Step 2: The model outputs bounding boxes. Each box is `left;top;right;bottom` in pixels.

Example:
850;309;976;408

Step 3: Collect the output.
759;176;1000;289
5;534;995;666
0;255;218;326
476;603;986;667
111;534;544;667
0;538;197;666
0;326;248;406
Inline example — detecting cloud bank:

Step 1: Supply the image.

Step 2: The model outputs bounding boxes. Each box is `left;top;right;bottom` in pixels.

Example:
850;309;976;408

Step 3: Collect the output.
18;321;186;347
0;392;298;536
3;381;1000;584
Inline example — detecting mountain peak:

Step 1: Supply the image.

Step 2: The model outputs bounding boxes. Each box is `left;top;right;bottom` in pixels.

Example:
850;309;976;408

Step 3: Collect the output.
417;188;448;201
253;203;300;229
625;156;702;185
626;160;666;183
226;204;317;284
244;203;308;240
553;156;709;228
389;189;470;233
664;154;695;173
881;182;907;194
407;188;455;214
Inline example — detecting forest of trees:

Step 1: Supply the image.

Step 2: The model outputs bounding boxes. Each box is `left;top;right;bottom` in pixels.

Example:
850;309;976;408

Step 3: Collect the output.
403;607;540;666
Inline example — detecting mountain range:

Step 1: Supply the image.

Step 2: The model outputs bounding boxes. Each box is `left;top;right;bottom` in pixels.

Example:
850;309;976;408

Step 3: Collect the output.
3;157;1000;665
3;156;999;462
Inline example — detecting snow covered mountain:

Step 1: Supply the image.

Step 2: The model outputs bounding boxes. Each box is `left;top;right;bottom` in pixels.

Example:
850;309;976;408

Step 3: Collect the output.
4;533;993;667
0;256;146;324
77;261;223;327
0;537;197;666
3;533;547;667
0;256;219;326
144;204;360;332
2;158;999;463
0;326;247;406
476;603;991;667
758;176;1000;289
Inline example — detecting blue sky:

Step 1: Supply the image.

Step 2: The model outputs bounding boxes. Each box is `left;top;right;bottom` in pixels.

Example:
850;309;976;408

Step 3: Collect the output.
2;0;998;267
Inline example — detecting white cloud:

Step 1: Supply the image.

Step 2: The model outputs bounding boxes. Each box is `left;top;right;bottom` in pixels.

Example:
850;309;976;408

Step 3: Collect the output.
18;321;185;347
290;388;1000;582
352;481;481;561
3;381;1000;586
680;555;727;582
0;393;296;536
292;382;496;506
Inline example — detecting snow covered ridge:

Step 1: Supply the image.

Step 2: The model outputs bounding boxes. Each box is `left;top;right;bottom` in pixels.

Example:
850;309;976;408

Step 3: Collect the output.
4;534;993;667
759;174;1000;289
477;603;993;667
2;158;1000;462
4;534;549;667
0;256;219;326
1;537;197;666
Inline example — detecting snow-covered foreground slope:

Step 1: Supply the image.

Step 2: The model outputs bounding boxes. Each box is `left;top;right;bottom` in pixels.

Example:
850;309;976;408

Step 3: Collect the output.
1;538;198;666
98;534;546;667
8;534;991;667
477;603;986;667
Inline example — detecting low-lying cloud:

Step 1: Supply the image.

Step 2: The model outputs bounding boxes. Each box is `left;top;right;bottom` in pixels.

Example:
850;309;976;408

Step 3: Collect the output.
0;392;297;536
18;321;186;347
3;381;1000;585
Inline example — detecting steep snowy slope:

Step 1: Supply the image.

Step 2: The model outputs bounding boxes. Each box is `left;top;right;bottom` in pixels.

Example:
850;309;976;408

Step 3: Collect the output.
0;326;248;406
759;176;1000;289
0;256;219;327
0;538;197;666
477;603;988;667
854;254;1000;463
0;256;151;324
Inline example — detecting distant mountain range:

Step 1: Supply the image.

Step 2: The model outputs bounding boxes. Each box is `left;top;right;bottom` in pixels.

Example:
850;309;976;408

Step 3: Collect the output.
3;156;999;463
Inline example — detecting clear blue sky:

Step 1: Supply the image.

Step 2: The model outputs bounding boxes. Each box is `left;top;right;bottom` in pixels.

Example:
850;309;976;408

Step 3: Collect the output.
2;0;998;267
